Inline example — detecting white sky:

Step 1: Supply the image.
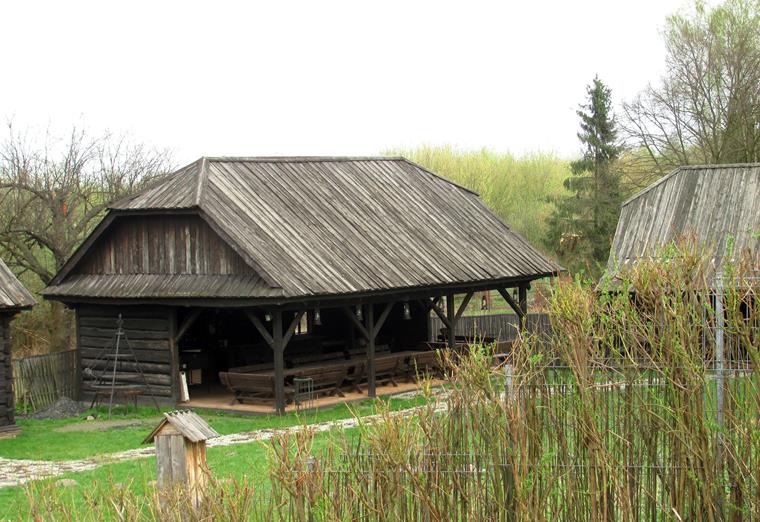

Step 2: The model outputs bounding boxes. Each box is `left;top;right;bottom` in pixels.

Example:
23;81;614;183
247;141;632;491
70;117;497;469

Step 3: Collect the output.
1;0;688;164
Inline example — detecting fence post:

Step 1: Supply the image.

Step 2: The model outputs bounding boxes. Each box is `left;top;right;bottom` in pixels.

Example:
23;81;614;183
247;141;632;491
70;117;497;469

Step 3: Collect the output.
714;271;725;518
307;456;316;522
504;363;514;401
715;271;725;428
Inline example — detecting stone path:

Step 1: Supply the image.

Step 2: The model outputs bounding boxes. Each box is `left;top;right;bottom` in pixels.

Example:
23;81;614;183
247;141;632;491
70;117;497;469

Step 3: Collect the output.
0;401;443;489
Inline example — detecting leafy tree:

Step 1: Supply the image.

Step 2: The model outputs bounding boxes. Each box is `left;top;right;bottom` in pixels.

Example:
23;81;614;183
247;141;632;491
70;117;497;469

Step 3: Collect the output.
548;77;623;273
622;0;760;172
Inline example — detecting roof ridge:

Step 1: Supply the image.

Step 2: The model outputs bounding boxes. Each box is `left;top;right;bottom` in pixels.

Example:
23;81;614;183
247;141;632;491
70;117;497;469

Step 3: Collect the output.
398;158;479;196
109;158;202;210
200;155;480;196
203;156;406;163
621;166;683;207
195;157;209;205
622;162;760;207
678;162;760;169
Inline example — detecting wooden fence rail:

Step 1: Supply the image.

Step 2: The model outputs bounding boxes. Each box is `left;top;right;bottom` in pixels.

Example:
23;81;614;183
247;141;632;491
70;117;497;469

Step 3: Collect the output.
12;349;78;412
429;312;551;342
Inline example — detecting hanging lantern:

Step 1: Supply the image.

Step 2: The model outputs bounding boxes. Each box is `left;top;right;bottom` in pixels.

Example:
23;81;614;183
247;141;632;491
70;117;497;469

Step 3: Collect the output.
355;305;363;321
314;308;322;326
403;302;411;320
264;312;272;322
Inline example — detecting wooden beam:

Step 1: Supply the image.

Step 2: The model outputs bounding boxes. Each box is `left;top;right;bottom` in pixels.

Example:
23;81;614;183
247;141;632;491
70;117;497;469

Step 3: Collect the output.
282;311;305;347
372;302;394;337
272;311;286;415
446;294;456;349
518;284;528;332
167;309;179;403
425;298;451;329
245;311;274;347
174;309;202;343
367;304;376;398
454;292;474;323
498;288;525;320
343;306;370;340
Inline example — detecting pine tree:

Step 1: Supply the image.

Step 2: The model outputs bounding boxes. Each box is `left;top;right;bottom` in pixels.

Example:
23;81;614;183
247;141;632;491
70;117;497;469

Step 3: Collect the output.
548;76;623;273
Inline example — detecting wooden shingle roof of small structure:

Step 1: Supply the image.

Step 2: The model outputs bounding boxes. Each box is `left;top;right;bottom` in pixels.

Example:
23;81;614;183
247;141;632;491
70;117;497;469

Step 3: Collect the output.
0;259;35;311
144;410;219;443
608;163;760;274
45;157;560;301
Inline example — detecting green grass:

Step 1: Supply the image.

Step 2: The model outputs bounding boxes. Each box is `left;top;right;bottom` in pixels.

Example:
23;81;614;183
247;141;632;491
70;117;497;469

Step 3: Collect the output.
0;425;354;520
0;394;425;519
0;394;426;461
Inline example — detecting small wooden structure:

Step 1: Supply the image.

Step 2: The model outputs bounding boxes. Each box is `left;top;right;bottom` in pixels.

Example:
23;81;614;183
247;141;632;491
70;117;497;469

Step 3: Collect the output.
144;410;219;508
0;259;36;437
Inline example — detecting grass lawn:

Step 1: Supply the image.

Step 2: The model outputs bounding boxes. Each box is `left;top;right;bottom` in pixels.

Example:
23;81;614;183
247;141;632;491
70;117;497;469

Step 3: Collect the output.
0;426;353;520
0;391;431;519
0;394;426;462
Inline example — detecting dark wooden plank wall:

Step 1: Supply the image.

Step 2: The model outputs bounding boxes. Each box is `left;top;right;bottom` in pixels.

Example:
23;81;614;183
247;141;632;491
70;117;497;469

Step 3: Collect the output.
0;315;14;427
77;305;175;400
74;214;255;276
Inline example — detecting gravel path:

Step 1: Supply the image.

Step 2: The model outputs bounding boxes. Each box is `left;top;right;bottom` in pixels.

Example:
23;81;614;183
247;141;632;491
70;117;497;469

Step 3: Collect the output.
0;401;441;488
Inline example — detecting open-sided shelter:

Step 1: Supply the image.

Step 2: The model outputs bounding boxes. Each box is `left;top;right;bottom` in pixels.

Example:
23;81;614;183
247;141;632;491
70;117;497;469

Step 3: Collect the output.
43;157;560;412
0;259;36;435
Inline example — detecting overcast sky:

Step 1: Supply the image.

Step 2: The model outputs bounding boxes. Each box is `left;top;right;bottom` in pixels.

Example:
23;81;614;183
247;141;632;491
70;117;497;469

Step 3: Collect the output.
1;0;688;164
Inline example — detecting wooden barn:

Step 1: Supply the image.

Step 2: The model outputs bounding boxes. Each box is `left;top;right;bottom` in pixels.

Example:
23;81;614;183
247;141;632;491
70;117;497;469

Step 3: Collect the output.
608;163;760;275
43;157;560;413
0;259;36;435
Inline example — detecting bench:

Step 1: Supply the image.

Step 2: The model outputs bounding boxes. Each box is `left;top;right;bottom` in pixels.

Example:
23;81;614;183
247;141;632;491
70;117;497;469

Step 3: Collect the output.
291;365;349;398
219;372;294;404
407;350;443;380
288;352;345;367
372;353;404;387
346;344;390;359
228;363;274;373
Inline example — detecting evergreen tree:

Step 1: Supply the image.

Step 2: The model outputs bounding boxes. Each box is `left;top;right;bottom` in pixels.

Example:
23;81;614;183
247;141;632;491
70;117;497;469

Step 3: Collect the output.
548;76;623;273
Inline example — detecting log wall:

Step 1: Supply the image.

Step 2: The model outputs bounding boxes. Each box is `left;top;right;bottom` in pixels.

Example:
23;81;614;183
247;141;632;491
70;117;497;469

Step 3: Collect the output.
0;315;15;429
77;305;176;401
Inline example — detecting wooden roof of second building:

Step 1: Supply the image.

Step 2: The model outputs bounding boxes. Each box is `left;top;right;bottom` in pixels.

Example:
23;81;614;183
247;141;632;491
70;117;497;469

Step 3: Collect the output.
608;163;760;275
45;157;560;302
0;259;35;311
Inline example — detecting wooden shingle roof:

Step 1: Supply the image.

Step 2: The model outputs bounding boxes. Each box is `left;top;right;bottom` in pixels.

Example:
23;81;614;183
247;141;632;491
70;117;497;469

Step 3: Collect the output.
608;163;760;273
144;410;219;443
46;157;560;301
0;259;35;311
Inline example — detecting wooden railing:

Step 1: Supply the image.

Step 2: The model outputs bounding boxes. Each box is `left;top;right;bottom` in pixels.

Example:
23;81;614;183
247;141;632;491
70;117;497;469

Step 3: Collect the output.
12;349;78;412
429;312;551;342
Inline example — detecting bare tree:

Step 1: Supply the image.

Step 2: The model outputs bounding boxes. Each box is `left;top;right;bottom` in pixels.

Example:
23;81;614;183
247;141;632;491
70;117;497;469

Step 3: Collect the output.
0;123;171;351
0;123;172;284
622;0;760;172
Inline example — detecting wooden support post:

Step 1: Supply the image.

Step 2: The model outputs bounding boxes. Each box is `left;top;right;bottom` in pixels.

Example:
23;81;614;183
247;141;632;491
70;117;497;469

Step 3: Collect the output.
498;287;527;337
272;310;285;415
343;302;394;399
246;309;304;415
367;305;376;398
518;284;528;332
446;294;455;349
175;309;202;344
